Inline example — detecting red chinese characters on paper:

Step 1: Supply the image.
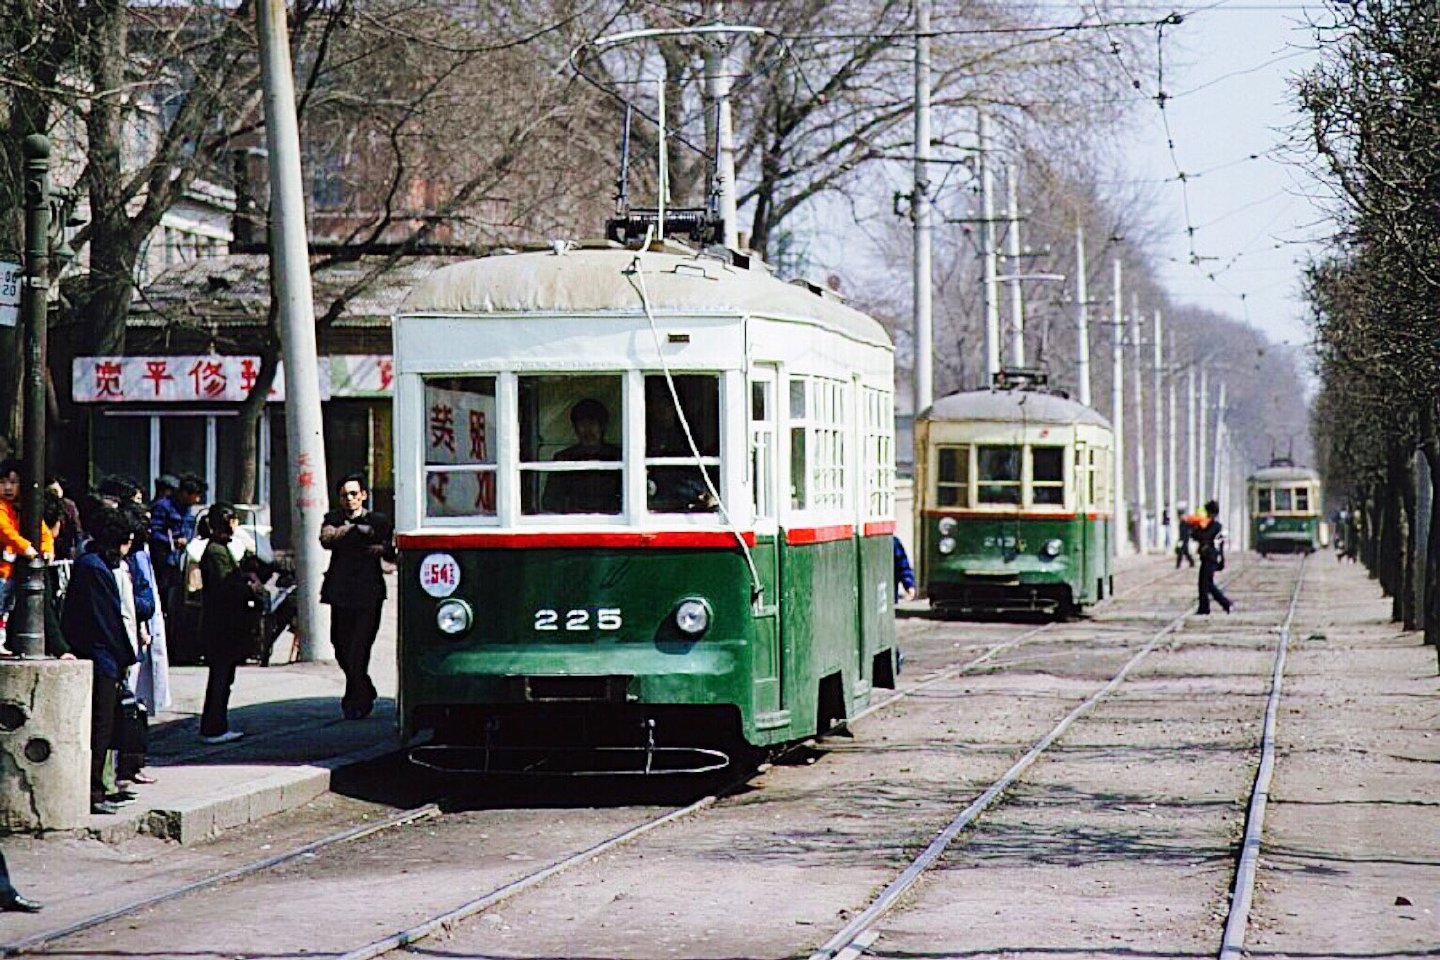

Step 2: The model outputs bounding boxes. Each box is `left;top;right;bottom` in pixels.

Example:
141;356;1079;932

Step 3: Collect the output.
429;403;456;454
188;360;228;399
377;358;394;392
142;360;175;397
94;361;125;399
427;471;450;506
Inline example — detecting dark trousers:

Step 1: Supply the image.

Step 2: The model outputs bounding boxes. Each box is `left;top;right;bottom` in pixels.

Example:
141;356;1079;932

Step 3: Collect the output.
1175;543;1194;568
331;603;383;713
200;659;238;737
1198;561;1231;613
0;849;17;898
90;674;122;803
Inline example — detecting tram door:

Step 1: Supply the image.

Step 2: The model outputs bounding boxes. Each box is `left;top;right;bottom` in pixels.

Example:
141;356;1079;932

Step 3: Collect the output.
1075;442;1091;596
749;368;785;717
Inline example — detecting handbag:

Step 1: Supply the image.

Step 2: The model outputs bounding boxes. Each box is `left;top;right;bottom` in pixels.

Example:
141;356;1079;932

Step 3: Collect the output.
118;690;149;758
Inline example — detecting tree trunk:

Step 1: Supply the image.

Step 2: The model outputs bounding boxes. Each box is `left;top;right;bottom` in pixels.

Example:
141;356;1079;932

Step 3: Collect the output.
1398;448;1417;629
1419;402;1440;650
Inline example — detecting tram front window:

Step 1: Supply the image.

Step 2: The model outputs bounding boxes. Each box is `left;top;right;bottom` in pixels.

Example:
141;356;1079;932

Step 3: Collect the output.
520;375;623;515
1258;488;1273;513
423;377;497;519
645;375;720;513
1273;488;1293;512
1295;487;1310;512
936;445;970;508
977;445;1021;505
1031;446;1065;506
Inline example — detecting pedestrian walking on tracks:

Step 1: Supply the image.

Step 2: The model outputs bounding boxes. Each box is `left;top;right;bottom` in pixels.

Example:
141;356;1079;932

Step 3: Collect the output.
1193;499;1232;615
0;849;40;912
198;503;264;744
320;473;394;720
1174;500;1195;568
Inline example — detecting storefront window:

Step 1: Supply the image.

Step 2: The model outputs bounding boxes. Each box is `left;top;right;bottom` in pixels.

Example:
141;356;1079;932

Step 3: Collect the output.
424;377;498;519
519;374;623;516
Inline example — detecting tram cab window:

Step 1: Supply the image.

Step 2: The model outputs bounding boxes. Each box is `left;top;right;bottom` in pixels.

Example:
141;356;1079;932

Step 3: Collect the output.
1294;487;1310;512
423;377;497;519
1257;488;1273;513
977;445;1021;505
936;445;970;508
519;375;623;515
1272;488;1293;512
1030;446;1065;506
645;375;720;513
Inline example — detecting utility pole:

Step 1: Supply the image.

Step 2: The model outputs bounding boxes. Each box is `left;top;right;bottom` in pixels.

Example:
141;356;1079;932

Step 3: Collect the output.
1130;294;1147;551
1212;381;1227;496
258;0;330;661
1152;310;1164;549
1005;164;1025;368
912;0;933;413
979;111;1000;383
1186;364;1197;509
1198;365;1209;503
1073;224;1091;406
1166;332;1178;547
705;2;739;251
1111;258;1127;556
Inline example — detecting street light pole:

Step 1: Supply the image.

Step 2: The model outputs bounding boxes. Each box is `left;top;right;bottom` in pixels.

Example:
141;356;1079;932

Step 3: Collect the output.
13;134;51;659
912;0;933;414
1073;224;1091;407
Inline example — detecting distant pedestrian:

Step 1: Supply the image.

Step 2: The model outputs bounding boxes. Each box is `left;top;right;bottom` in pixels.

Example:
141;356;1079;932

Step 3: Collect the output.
893;536;917;602
119;502;166;785
0;457;54;654
1194;499;1232;615
1174;500;1195;568
60;506;136;815
46;475;84;561
150;473;205;615
0;850;41;912
197;503;263;744
320;473;394;720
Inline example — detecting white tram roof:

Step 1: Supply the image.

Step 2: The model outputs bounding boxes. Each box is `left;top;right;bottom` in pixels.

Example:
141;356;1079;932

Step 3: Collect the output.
399;246;891;346
918;389;1112;430
1249;464;1321;483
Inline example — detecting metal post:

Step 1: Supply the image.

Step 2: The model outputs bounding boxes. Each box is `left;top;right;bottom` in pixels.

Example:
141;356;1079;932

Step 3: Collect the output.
1073;224;1091;407
1152;310;1164;549
1131;294;1147;551
1166;332;1177;548
258;0;330;661
706;2;739;250
13;135;50;659
1005;164;1024;368
1198;366;1209;503
912;0;933;413
1110;258;1126;556
1186;364;1197;508
1212;381;1227;495
979;112;1000;383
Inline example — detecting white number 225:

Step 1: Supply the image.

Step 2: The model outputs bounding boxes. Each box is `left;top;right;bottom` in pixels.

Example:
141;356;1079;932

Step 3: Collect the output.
534;608;622;632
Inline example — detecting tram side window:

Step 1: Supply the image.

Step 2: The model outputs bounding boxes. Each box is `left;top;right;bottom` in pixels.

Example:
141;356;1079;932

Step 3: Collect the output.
789;378;808;509
752;380;776;520
519;374;624;515
1294;487;1310;512
424;377;497;519
1030;446;1065;506
1272;488;1292;512
936;445;970;508
1257;488;1272;513
645;375;720;513
977;445;1021;505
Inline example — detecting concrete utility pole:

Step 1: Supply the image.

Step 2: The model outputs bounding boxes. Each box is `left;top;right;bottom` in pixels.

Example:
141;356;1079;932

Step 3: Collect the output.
705;2;739;251
1198;366;1209;504
1005;164;1025;368
1152;310;1165;549
979;112;1000;383
1131;295;1147;551
1212;381;1227;496
912;0;933;413
1186;364;1198;508
1111;259;1127;556
258;0;330;661
1166;332;1178;547
1073;224;1091;406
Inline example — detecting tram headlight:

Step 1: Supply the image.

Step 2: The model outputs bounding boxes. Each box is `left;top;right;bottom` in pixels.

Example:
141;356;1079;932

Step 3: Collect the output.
436;599;473;636
1041;538;1064;559
937;517;957;536
674;597;712;636
937;536;957;555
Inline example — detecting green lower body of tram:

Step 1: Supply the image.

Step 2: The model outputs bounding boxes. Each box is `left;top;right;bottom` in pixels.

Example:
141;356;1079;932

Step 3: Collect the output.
398;533;897;771
921;514;1112;616
1253;515;1320;555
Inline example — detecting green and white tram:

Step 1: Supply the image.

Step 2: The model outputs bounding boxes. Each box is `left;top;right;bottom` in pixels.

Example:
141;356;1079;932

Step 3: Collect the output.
391;241;898;771
1248;460;1323;555
914;376;1115;616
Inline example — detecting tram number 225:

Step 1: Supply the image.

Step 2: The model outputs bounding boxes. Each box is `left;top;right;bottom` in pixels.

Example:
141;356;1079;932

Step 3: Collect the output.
534;608;623;632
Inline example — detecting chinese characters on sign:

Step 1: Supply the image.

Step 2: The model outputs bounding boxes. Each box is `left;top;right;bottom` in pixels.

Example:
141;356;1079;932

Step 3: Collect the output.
71;356;353;403
425;384;497;518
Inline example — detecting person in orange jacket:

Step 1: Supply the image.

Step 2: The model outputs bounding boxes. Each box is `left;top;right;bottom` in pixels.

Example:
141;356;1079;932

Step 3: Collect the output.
0;458;55;653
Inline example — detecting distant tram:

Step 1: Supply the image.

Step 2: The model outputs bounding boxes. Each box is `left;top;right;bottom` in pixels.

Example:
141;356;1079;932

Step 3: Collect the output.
1248;460;1323;555
391;240;898;772
915;373;1115;616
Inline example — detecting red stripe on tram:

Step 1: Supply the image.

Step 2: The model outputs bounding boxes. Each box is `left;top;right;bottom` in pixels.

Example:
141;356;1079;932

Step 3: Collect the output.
784;524;855;545
862;520;896;536
397;530;757;550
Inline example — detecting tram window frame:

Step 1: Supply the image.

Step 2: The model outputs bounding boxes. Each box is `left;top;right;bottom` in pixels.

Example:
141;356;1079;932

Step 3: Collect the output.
1294;487;1310;512
863;387;894;519
1272;487;1293;512
518;374;625;517
1257;488;1273;513
977;445;1022;506
422;376;499;520
787;375;849;515
1030;446;1066;507
751;379;776;521
935;444;970;508
643;374;721;514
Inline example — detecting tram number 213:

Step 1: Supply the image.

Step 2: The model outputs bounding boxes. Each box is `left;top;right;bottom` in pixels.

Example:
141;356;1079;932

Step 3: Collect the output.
534;608;624;632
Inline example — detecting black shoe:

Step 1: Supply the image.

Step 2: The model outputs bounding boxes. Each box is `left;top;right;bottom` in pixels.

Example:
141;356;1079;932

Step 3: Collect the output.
0;894;42;913
91;801;122;815
106;790;138;802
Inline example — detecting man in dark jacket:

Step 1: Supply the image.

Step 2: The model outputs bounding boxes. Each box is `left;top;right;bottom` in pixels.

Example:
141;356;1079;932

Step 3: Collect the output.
61;507;137;814
320;473;394;720
1194;499;1233;615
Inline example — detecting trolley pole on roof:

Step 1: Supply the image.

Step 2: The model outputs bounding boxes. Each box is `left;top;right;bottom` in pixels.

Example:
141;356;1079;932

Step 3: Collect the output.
1110;258;1127;557
1130;293;1147;552
705;2;740;251
258;0;330;661
1073;224;1091;407
912;0;933;414
1152;310;1165;549
1004;164;1025;368
979;112;1001;383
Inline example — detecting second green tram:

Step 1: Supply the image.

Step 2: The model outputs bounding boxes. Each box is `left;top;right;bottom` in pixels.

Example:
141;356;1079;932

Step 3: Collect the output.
1248;461;1323;554
915;383;1115;616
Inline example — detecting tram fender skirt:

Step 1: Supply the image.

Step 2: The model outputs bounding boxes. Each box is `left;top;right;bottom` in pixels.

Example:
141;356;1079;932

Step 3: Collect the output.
816;671;848;733
872;649;897;689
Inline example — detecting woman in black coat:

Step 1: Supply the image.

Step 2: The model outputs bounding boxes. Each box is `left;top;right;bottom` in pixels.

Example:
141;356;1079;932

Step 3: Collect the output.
197;504;263;743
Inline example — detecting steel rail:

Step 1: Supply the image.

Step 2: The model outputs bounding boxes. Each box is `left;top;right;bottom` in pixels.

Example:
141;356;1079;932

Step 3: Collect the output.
1219;554;1308;960
807;558;1267;960
0;803;441;957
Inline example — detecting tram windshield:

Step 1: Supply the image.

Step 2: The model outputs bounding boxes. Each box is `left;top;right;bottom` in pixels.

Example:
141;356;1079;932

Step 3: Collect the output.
977;446;1022;505
520;375;624;515
1031;447;1065;505
423;377;497;518
1272;488;1293;512
645;375;720;513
